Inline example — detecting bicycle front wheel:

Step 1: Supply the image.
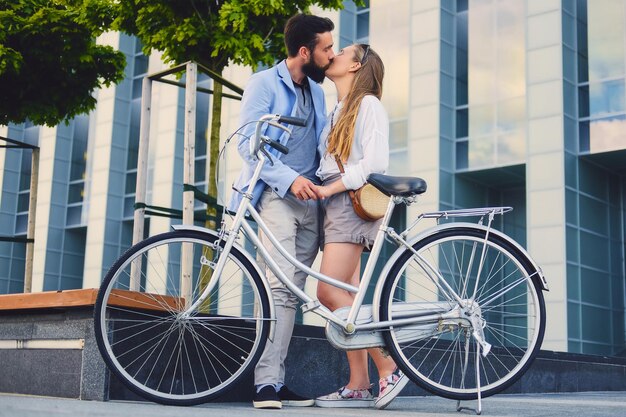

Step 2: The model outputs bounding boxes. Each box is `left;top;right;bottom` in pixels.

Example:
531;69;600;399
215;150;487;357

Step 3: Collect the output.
379;227;545;400
94;230;271;405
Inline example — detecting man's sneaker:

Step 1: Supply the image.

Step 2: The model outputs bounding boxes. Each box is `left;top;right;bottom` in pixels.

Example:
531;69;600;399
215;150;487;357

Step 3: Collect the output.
374;368;409;409
277;386;315;407
315;386;374;408
253;385;282;409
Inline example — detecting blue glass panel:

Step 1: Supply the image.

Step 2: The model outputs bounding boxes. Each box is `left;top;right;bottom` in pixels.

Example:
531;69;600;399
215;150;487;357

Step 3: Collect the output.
134;55;148;76
567;301;581;338
356;11;369;40
567;264;580;300
15;214;27;234
589;79;625;116
19;151;32;191
581;267;610;305
581;304;612;344
66;206;83;226
579;194;608;235
456;108;468;138
566;189;578;225
195;158;207;183
456;140;468;170
579;121;590;152
124;196;135;218
125;172;136;194
566;225;579;262
580;230;609;271
132;78;143;99
17;193;29;213
68;182;84;204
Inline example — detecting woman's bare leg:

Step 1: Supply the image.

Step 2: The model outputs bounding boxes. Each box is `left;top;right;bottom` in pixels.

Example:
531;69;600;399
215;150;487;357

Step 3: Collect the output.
344;263;396;380
317;242;371;389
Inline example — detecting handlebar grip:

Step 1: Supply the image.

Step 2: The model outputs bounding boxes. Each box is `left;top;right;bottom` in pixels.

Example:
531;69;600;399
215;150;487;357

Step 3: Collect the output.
266;139;290;155
277;115;306;127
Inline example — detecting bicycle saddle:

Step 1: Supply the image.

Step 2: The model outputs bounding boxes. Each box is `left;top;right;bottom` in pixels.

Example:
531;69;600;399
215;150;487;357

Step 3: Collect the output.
367;173;427;197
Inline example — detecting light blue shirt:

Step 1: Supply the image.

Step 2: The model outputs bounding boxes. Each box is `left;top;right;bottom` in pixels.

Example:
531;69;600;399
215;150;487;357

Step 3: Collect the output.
228;60;327;212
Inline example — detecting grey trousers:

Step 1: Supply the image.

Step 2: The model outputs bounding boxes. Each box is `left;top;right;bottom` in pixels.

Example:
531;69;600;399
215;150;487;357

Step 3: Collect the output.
254;189;320;386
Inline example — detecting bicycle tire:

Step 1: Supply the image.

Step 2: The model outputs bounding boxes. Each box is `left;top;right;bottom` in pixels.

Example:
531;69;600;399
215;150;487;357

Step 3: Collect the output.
94;230;271;405
379;227;546;400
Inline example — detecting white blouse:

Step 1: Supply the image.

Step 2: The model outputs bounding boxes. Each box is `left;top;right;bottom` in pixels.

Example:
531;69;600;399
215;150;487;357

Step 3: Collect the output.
316;95;389;190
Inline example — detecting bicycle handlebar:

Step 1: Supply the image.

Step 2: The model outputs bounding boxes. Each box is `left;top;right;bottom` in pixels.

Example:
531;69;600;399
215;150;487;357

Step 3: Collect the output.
250;114;300;157
277;115;306;127
264;137;289;155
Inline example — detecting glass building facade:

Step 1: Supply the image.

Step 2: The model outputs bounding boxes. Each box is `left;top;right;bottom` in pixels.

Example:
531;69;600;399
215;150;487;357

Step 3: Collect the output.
0;0;624;356
436;0;625;355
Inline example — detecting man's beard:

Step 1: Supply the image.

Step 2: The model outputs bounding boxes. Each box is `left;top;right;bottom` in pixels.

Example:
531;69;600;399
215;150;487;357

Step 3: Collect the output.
302;58;328;83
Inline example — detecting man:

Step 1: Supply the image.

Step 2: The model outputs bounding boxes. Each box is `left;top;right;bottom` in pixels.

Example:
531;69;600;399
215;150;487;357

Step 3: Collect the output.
228;14;335;409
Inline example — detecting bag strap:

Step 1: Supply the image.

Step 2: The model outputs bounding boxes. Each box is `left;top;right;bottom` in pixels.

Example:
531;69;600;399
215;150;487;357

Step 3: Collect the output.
334;156;358;201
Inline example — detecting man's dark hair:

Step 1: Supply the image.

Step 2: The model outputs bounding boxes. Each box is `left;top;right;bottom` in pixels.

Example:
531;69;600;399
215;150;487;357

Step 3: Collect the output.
284;14;334;57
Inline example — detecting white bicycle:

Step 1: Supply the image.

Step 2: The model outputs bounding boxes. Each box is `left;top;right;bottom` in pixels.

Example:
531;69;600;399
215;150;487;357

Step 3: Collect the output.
94;114;548;413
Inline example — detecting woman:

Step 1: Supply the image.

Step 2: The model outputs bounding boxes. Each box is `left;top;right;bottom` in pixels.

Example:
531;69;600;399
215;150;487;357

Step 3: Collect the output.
313;44;408;409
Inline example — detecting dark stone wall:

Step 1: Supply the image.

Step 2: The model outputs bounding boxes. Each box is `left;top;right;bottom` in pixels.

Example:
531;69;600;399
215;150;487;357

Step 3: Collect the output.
0;308;107;400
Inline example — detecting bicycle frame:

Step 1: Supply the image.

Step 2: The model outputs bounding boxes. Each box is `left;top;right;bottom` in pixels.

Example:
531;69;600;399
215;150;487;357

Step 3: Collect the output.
181;115;546;348
180;150;421;332
181;162;474;339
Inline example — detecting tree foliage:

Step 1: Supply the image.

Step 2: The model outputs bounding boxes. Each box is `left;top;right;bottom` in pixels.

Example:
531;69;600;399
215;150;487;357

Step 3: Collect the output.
111;0;345;72
0;0;126;126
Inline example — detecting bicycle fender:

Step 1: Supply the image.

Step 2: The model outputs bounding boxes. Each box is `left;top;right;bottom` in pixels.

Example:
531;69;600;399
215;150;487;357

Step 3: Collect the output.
371;222;549;322
171;225;277;341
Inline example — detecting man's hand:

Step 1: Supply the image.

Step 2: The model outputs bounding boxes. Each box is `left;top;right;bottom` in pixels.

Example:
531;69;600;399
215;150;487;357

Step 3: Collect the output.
290;176;322;200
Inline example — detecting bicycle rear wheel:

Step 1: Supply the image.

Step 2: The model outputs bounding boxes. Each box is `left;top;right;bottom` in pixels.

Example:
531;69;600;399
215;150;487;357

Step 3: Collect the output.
379;227;545;400
94;230;271;405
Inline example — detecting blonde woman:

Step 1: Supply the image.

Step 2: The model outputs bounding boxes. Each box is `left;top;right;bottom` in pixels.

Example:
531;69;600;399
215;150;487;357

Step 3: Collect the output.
313;44;408;409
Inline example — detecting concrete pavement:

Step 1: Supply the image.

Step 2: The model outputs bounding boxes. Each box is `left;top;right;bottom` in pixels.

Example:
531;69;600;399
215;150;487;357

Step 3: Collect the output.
0;391;625;417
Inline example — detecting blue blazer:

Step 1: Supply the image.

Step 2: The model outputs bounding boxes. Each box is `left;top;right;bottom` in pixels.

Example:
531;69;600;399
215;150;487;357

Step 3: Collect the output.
228;60;327;212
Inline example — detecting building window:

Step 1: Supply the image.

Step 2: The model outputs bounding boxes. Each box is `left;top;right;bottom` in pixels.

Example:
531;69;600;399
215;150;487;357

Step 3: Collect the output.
339;0;370;48
14;121;39;235
577;0;626;154
66;114;89;226
455;0;526;170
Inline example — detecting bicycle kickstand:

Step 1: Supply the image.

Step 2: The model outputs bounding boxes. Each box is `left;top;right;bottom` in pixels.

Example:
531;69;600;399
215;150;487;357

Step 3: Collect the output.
456;340;482;415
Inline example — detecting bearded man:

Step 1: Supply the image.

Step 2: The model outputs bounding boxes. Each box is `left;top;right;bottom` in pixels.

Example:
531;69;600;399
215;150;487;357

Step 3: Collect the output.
228;13;335;409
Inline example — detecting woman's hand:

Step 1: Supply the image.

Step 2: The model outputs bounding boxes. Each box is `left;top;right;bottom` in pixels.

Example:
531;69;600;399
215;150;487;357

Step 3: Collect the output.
314;179;348;199
315;185;334;199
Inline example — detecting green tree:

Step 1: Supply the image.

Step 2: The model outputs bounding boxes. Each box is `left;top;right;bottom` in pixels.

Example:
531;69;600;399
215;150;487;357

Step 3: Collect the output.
0;0;126;126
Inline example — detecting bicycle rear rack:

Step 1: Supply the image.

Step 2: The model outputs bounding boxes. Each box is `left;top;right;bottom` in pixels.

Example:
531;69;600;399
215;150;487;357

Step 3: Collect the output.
402;206;513;239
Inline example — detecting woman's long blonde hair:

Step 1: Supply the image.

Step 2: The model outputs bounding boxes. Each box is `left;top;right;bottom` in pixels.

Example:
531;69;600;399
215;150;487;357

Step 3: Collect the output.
327;44;385;162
